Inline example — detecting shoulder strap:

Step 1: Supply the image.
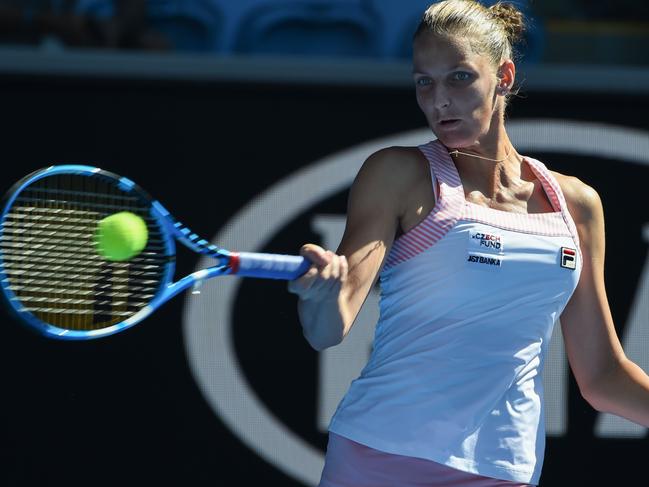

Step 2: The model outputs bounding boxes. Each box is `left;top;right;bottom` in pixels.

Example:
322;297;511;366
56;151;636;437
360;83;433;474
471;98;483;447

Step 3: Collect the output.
418;139;463;190
525;156;582;249
383;140;464;270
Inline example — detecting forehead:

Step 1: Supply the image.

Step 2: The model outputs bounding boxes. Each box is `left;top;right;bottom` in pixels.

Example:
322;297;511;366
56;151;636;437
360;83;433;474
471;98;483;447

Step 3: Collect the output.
413;33;490;72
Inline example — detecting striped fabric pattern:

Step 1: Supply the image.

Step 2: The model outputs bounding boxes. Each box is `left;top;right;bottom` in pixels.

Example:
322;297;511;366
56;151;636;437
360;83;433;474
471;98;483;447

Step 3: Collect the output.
384;140;579;269
384;140;464;269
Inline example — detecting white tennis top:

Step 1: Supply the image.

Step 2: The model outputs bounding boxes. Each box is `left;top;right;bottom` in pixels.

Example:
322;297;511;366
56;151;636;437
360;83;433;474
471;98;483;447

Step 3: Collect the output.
328;140;582;485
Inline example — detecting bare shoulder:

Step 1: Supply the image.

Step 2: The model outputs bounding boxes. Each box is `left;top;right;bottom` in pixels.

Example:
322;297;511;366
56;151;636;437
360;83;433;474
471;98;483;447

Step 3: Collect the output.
353;145;428;211
550;170;603;227
356;146;426;186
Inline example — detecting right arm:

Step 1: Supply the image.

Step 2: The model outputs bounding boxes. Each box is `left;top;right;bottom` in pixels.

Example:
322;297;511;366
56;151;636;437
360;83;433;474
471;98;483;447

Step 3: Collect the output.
288;147;413;351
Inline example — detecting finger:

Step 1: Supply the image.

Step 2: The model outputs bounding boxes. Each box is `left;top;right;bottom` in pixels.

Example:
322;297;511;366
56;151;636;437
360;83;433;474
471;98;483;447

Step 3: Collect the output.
323;253;345;294
287;266;318;295
320;257;332;280
328;252;340;280
340;255;348;283
300;243;331;267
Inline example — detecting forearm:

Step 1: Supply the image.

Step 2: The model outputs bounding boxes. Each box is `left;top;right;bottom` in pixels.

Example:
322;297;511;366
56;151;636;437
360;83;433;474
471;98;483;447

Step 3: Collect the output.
589;357;649;427
298;294;351;351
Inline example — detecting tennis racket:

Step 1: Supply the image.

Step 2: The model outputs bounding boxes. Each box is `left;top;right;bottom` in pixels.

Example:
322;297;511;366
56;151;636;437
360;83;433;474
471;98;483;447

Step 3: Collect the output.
0;165;311;340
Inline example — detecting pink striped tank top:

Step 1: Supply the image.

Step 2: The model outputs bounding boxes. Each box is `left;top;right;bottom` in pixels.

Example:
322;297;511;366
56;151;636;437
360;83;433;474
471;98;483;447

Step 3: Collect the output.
327;139;582;485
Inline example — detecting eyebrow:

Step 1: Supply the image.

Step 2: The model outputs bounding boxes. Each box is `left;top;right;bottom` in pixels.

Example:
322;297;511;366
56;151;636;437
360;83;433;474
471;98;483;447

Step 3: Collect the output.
411;64;473;74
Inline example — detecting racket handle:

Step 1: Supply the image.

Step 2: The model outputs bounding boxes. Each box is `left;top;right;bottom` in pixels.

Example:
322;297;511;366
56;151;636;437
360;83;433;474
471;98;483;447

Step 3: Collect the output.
232;252;311;280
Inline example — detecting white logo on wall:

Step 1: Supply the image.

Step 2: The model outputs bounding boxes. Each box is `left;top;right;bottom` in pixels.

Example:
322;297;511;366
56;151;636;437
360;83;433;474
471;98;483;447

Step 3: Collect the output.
183;120;649;486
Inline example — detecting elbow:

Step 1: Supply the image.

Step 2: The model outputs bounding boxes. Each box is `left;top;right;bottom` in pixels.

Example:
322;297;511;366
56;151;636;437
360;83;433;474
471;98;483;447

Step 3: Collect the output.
298;293;353;351
578;368;620;413
581;385;606;412
302;326;343;351
578;358;628;413
310;341;340;352
303;331;342;351
576;372;607;411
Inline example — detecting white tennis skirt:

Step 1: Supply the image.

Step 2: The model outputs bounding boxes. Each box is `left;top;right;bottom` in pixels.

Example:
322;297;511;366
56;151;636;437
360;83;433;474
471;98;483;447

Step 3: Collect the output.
318;433;534;487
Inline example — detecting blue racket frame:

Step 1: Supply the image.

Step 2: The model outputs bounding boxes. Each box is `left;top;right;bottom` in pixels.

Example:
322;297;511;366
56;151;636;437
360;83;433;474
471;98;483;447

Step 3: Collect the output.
0;165;310;340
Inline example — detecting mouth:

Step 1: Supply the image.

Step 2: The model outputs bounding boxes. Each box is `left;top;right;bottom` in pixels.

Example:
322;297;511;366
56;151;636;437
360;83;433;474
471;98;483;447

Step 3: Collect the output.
438;119;461;128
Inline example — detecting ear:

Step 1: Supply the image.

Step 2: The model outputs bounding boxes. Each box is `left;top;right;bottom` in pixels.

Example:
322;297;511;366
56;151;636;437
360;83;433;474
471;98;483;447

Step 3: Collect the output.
497;59;516;93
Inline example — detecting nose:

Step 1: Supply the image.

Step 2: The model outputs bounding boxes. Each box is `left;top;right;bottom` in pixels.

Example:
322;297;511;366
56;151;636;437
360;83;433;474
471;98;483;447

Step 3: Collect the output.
433;85;451;110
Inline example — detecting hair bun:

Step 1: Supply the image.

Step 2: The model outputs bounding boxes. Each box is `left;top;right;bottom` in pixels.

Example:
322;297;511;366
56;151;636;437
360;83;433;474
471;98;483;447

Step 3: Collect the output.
489;2;526;45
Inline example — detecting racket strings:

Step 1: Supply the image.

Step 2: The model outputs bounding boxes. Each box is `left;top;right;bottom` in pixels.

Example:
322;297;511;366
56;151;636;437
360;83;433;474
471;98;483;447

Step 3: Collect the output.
14;195;147;212
1;244;166;267
4;267;161;285
0;173;169;331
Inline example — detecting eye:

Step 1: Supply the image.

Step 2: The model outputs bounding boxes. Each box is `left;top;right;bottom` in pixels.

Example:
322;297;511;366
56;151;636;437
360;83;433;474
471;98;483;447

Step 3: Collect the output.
452;71;472;82
415;77;432;87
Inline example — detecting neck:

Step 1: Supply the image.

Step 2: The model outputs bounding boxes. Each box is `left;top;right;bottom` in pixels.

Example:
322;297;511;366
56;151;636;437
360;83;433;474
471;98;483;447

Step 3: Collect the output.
446;135;525;194
449;144;511;163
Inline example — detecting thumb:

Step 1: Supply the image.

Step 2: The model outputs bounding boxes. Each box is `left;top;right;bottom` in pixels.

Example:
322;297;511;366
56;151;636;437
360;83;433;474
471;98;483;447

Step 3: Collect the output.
299;243;331;267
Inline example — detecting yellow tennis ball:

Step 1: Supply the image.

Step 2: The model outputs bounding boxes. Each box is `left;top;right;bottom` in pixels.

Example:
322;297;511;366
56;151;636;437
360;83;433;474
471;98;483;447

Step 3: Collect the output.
95;211;148;262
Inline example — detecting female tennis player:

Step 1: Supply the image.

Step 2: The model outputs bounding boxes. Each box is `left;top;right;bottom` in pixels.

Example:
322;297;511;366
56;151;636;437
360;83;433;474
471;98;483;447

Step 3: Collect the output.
289;1;649;486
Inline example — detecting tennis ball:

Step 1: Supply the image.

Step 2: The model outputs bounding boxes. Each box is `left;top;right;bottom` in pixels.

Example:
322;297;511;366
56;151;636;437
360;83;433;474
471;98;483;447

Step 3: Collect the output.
95;211;148;262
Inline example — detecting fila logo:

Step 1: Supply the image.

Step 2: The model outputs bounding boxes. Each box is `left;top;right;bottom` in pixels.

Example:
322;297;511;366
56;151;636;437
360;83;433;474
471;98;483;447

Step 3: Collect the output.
561;247;577;270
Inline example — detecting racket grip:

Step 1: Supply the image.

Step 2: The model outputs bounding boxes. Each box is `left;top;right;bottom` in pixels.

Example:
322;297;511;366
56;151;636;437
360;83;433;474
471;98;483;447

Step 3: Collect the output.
233;252;311;280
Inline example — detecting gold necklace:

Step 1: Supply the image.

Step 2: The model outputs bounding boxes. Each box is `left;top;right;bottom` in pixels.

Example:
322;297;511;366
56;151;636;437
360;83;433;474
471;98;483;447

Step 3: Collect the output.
448;145;511;163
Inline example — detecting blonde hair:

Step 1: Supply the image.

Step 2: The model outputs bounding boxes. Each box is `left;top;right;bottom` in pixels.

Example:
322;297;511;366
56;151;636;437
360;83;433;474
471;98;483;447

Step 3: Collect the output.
414;1;526;66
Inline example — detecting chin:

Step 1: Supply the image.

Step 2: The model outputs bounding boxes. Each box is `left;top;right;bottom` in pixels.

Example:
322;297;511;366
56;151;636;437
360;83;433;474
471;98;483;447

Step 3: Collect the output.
432;124;486;150
433;132;475;149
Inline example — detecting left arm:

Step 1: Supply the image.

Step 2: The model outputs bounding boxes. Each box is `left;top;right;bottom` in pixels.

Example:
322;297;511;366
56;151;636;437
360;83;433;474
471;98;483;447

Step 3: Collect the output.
557;173;649;426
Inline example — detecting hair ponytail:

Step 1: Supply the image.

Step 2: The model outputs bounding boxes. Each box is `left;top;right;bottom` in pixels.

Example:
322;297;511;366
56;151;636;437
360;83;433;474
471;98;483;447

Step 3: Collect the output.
489;2;526;47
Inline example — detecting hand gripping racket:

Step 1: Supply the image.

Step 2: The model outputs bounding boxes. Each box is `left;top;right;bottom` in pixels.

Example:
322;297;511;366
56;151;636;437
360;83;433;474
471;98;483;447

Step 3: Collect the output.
0;165;311;340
